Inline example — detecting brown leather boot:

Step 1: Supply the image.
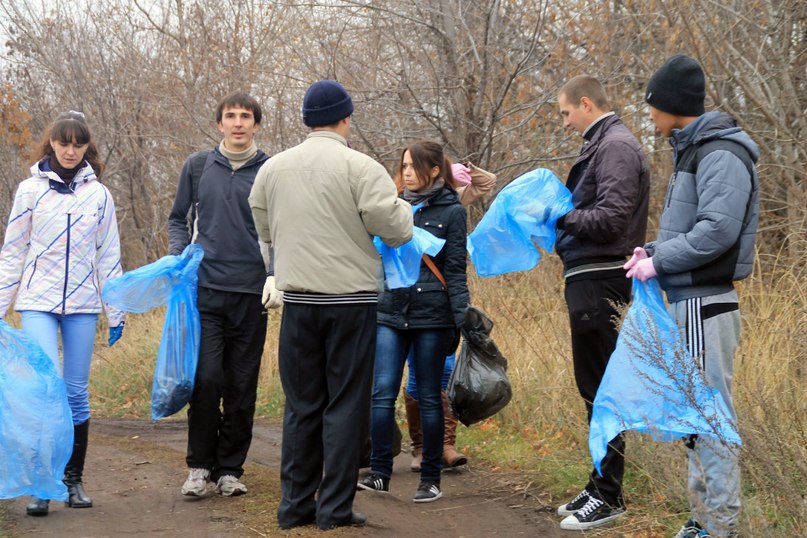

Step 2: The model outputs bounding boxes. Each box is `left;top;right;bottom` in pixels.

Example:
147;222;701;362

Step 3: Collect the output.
442;391;468;467
404;392;423;472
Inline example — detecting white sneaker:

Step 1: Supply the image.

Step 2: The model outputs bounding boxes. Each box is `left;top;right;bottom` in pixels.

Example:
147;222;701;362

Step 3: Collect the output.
216;475;248;497
181;468;210;496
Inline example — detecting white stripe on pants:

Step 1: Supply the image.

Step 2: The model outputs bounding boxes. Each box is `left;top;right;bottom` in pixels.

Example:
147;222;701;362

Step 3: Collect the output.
670;290;741;538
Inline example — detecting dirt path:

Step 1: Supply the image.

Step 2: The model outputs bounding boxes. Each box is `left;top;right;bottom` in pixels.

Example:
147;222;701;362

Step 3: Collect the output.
3;419;572;537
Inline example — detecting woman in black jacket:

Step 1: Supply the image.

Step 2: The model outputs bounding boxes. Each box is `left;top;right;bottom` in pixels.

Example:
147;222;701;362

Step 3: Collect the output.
357;140;469;503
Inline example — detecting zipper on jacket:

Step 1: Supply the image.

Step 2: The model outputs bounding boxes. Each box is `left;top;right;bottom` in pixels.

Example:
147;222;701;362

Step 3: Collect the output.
62;213;71;314
26;258;39;288
665;172;678;208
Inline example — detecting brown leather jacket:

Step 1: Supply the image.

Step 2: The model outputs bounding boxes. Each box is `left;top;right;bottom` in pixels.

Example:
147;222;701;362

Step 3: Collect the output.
555;115;650;270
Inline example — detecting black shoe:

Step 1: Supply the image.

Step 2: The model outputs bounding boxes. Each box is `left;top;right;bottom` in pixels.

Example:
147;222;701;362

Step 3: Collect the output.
320;512;367;530
357;473;389;492
66;482;93;508
25;498;49;517
556;488;590;516
413;480;442;503
559;494;625;530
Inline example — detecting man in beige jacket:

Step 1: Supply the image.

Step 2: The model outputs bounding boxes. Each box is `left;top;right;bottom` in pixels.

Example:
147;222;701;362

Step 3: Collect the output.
249;80;413;531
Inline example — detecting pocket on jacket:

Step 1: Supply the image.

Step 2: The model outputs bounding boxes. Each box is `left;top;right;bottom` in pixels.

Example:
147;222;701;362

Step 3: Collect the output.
410;282;452;326
421;219;448;240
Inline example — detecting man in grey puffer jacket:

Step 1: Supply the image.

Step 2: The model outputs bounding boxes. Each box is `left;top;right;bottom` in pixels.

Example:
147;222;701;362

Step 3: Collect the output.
626;55;759;538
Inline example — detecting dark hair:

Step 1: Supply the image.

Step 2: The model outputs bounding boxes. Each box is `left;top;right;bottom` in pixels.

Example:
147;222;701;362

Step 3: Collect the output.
394;140;457;194
33;111;105;177
216;92;262;125
559;75;611;111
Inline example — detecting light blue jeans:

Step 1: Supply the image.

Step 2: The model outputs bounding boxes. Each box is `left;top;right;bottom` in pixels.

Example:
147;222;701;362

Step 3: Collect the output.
405;352;455;399
21;311;98;425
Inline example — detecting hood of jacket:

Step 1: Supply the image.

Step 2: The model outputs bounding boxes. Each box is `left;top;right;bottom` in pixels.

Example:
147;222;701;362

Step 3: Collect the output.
671;111;760;164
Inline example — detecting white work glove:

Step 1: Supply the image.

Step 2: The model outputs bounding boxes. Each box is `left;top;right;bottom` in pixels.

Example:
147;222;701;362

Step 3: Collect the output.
262;276;283;309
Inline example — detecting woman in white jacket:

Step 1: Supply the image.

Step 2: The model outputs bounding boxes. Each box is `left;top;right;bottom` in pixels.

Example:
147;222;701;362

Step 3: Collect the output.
0;111;125;516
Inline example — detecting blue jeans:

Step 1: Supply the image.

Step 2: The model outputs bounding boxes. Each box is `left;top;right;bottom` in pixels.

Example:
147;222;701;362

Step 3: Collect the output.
371;325;452;482
405;353;455;399
21;311;98;425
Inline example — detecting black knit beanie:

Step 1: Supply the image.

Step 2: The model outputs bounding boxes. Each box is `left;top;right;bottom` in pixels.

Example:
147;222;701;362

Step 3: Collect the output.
645;54;705;117
302;80;354;127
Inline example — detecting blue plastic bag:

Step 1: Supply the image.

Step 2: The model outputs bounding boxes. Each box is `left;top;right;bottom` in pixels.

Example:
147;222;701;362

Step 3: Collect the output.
589;278;741;476
102;244;204;420
374;227;445;289
467;168;573;276
0;320;72;501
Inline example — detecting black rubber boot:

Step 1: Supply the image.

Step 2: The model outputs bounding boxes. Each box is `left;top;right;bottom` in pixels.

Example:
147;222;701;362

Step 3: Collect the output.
26;498;49;516
64;420;93;508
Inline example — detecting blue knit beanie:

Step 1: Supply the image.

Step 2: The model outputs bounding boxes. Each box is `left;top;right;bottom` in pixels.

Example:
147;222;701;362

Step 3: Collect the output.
302;80;354;127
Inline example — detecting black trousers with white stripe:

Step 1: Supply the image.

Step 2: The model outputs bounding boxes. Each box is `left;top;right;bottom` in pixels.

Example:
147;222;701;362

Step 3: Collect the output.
565;275;632;508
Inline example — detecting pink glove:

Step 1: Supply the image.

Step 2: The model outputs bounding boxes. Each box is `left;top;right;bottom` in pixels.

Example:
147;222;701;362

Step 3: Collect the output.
628;257;657;281
623;247;648;273
451;163;472;186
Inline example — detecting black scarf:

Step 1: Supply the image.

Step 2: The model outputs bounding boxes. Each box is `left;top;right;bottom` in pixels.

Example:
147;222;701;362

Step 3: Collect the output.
48;154;83;184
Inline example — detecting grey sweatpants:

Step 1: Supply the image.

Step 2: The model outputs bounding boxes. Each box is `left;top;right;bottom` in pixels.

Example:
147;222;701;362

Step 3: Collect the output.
670;290;741;538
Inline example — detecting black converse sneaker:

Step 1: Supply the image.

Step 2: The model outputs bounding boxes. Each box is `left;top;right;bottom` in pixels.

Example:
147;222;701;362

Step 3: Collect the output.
556;489;590;516
413;480;442;503
356;473;389;492
673;518;712;537
559;495;625;530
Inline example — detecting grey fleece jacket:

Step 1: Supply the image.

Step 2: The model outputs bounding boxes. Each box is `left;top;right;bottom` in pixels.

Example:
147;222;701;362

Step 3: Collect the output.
647;111;760;303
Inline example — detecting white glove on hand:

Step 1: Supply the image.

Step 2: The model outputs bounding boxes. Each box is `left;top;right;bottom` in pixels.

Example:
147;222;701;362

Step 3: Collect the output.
262;276;283;309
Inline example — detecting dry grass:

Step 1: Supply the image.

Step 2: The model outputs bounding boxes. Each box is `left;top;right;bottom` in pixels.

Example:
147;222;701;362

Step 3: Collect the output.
81;252;806;536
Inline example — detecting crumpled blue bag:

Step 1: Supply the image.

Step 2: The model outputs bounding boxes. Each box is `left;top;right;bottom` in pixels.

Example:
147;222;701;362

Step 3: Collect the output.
0;320;72;501
467;168;573;276
374;227;445;289
102;244;204;420
589;278;741;476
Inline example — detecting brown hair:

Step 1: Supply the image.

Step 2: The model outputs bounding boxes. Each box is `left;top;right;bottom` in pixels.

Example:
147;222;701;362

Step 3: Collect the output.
559;75;611;111
216;92;262;125
32;111;105;177
394;140;457;194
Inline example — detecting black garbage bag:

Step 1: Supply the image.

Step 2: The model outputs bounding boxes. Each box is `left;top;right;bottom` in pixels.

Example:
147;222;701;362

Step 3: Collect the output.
447;306;512;426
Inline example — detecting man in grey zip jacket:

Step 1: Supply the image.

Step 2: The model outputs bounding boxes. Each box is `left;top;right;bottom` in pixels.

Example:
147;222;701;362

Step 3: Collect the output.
168;92;272;499
626;55;759;538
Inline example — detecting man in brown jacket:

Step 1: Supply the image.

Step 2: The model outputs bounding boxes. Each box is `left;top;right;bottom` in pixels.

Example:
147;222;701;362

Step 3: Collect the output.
249;80;413;531
553;75;650;531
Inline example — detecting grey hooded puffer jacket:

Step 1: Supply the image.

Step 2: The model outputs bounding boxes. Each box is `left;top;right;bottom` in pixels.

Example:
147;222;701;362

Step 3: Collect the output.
647;111;760;303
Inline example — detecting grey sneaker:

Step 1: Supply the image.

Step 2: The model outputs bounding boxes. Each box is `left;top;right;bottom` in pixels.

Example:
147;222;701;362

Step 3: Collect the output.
181;468;210;496
557;489;590;516
413;480;442;503
216;475;248;497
